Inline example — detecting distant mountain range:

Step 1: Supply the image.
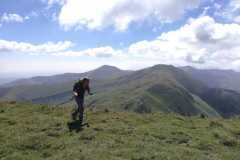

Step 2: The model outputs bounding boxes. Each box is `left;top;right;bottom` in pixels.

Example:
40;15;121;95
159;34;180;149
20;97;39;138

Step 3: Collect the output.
182;66;240;92
1;64;240;118
3;65;132;87
0;77;18;85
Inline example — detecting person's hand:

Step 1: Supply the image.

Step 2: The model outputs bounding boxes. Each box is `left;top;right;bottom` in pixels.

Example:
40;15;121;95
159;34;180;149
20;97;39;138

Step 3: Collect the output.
73;92;78;96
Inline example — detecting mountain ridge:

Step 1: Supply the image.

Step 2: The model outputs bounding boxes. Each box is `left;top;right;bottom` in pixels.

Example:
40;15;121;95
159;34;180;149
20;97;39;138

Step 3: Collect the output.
1;64;240;118
3;65;132;87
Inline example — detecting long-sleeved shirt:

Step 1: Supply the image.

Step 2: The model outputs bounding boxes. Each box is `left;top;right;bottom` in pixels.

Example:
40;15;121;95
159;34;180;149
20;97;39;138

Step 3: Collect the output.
73;81;90;99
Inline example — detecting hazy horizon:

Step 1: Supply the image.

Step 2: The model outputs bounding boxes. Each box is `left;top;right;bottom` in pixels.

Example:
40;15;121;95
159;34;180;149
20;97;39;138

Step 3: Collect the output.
1;63;240;84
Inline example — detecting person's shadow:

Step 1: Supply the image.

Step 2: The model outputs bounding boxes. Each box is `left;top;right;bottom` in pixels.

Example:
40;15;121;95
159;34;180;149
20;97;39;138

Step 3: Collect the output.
67;120;83;132
67;120;90;132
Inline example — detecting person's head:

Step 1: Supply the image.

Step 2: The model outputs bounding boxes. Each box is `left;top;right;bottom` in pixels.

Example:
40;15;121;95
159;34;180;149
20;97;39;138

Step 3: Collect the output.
82;77;90;88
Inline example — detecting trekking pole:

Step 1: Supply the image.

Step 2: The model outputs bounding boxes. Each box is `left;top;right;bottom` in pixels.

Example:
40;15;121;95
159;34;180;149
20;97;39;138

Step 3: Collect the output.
85;109;89;127
82;98;96;127
81;93;96;127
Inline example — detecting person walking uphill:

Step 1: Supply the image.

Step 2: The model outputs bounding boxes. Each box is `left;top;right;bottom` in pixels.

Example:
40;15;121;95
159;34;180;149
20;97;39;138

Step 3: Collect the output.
72;78;93;124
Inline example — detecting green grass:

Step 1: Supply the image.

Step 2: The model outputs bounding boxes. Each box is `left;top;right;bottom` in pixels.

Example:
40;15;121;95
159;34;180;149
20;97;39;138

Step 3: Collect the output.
0;102;240;160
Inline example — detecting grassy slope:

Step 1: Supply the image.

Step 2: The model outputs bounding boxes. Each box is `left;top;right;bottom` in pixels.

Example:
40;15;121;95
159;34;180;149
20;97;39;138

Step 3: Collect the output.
85;82;220;117
1;102;240;160
0;82;72;101
191;95;221;118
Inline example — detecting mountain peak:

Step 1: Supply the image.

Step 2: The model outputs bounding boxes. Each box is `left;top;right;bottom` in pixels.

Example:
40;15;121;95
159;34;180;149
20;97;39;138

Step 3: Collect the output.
148;64;175;70
96;65;121;71
181;66;196;70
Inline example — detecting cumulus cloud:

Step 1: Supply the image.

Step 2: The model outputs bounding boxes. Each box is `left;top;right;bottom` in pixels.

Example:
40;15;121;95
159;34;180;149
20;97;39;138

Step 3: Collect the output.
2;16;240;71
0;39;120;58
41;16;239;70
55;0;200;31
0;40;74;54
0;13;28;23
126;16;240;69
31;16;238;70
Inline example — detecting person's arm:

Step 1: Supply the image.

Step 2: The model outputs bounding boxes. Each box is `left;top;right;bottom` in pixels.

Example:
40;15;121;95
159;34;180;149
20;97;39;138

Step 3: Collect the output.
73;83;78;96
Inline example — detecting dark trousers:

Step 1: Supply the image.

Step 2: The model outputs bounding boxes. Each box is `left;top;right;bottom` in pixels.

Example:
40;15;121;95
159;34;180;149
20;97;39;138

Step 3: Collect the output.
72;96;84;123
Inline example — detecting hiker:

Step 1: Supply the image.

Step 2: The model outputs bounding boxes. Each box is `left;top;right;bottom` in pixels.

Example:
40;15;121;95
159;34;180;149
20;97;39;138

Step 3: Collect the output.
72;77;93;123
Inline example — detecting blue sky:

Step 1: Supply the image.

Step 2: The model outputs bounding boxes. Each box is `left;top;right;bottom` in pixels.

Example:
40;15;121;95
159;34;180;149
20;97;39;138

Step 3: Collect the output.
0;0;240;77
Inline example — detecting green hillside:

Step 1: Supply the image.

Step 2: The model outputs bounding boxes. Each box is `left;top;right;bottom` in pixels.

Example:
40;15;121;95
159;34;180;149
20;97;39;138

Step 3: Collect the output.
84;65;221;117
1;65;240;118
0;102;240;160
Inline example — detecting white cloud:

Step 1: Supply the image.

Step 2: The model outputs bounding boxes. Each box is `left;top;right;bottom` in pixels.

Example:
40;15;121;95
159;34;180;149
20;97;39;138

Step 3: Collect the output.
234;16;240;23
213;3;221;10
56;0;200;31
0;13;28;23
43;16;240;70
229;0;240;11
214;0;240;24
126;16;240;70
200;6;210;17
42;0;64;6
53;46;122;58
30;16;238;71
0;40;74;54
2;16;240;72
47;0;65;6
